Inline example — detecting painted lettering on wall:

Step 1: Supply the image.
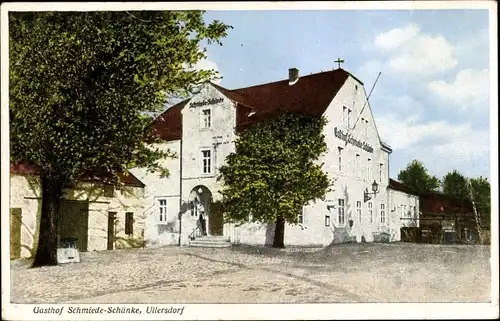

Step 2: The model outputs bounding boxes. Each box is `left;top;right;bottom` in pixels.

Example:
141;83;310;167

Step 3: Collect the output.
334;127;374;153
190;97;224;108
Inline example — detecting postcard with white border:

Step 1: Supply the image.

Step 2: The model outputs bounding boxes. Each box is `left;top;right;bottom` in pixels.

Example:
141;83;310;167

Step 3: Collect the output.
2;1;498;320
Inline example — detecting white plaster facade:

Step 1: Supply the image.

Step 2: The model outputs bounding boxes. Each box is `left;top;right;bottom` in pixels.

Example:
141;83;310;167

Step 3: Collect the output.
131;69;420;247
132;141;182;247
388;189;420;241
9;173;145;258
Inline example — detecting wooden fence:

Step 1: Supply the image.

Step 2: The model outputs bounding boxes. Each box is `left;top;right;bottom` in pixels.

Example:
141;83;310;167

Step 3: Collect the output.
401;226;489;245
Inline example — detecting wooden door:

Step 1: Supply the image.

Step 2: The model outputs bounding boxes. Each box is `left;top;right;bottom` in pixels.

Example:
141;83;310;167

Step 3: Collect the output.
107;212;117;250
59;201;89;251
10;208;22;260
208;202;224;236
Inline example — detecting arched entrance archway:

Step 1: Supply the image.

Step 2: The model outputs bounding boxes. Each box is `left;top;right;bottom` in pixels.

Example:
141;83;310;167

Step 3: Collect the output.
188;186;224;236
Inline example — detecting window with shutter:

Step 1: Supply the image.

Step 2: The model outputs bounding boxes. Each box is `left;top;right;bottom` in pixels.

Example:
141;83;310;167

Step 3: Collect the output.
125;212;134;235
104;185;114;198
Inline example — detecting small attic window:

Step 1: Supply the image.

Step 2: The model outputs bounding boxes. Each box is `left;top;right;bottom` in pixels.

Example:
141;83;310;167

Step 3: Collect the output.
104;185;114;198
355;85;358;91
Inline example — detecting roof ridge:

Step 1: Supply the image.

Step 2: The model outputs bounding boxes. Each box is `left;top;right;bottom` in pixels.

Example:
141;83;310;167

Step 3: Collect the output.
230;68;349;92
210;82;258;110
153;98;191;121
152;68;355;141
10;162;145;187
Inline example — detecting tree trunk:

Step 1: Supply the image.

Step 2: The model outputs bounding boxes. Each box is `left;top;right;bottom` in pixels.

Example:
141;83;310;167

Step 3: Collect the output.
273;215;285;248
32;174;64;268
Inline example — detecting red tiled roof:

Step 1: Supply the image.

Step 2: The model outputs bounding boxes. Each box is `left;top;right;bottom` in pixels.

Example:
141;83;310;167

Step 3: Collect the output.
211;83;257;110
79;170;145;188
10;163;145;188
151;68;354;140
419;192;474;215
231;69;350;126
388;178;416;195
388;178;474;215
149;99;189;141
10;162;40;175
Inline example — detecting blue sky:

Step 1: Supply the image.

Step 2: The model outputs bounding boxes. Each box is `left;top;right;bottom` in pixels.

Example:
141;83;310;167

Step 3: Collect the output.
196;9;492;181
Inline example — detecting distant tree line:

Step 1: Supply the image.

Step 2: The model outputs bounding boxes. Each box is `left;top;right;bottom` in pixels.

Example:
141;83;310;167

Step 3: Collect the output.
397;160;491;229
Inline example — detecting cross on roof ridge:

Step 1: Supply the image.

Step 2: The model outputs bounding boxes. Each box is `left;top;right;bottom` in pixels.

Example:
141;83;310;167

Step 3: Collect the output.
334;58;345;69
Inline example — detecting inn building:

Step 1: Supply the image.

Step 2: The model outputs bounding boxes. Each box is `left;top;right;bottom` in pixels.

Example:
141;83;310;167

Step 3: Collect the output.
130;67;419;247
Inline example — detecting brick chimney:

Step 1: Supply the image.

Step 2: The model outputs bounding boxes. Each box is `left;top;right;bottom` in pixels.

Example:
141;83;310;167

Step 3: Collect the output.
288;68;299;86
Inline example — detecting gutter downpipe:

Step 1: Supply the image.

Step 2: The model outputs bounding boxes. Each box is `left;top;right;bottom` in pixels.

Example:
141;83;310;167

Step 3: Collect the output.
178;112;184;247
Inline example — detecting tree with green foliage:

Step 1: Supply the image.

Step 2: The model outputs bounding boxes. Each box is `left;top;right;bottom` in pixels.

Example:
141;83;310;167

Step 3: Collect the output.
397;160;440;195
9;11;231;267
443;170;469;200
469;176;491;229
218;113;332;248
442;170;491;229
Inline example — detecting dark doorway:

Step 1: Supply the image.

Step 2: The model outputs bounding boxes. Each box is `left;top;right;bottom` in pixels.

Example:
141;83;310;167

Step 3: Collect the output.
443;230;456;244
107;212;117;250
209;202;224;236
10;208;22;260
59;201;89;252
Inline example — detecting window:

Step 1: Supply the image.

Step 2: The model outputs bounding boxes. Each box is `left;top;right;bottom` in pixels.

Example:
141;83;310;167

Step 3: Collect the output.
364;119;369;136
202;149;211;174
355;154;360;177
379;163;384;183
413;206;417;218
104;185;114;198
338;147;343;172
298;207;304;224
125;212;134;235
356;201;362;223
201;109;211;129
380;204;386;224
338;199;345;225
348;109;352;128
158;199;167;222
342;106;347;126
367;158;372;181
368;202;373;224
325;215;330;226
402;204;408;218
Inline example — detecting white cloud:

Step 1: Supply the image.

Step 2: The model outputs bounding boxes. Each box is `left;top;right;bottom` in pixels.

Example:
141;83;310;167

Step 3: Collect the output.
378;114;455;150
427;68;489;112
377;113;489;176
374;24;457;77
369;25;491;178
376;95;425;119
454;28;489;66
193;58;219;73
427;134;490;163
184;58;222;84
374;24;420;52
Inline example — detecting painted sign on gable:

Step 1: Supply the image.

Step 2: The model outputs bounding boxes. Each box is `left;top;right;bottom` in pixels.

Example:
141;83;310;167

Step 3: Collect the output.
334;127;374;153
190;97;224;108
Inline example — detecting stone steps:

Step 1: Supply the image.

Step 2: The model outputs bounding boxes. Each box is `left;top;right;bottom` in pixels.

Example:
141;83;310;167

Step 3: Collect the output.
188;236;231;248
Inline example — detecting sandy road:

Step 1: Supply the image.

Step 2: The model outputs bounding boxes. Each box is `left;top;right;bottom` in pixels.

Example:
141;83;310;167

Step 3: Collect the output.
10;243;491;304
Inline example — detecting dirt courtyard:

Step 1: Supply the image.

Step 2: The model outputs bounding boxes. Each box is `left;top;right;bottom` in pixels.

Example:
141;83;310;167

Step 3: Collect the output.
10;243;491;304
